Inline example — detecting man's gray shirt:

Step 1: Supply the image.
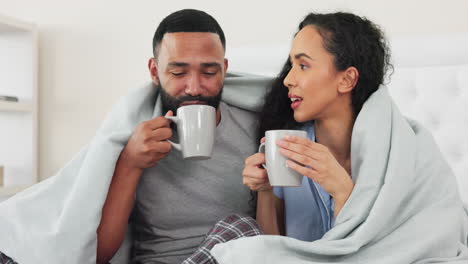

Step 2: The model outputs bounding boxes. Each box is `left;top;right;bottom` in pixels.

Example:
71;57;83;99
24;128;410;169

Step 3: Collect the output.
131;102;258;263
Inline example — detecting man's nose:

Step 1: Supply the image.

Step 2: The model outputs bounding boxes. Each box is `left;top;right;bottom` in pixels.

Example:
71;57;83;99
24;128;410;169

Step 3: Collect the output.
184;74;202;96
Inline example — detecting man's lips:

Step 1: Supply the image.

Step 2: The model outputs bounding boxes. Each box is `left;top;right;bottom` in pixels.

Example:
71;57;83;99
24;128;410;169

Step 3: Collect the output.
180;101;207;106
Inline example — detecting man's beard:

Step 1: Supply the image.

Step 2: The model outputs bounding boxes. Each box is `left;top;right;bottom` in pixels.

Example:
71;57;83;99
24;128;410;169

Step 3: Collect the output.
159;84;223;114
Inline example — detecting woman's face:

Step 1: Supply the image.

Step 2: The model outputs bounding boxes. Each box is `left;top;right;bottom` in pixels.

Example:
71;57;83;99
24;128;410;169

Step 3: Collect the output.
284;25;345;123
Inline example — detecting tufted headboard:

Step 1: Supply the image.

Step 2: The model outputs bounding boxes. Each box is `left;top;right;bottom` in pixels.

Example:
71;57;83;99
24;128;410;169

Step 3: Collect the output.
226;34;468;203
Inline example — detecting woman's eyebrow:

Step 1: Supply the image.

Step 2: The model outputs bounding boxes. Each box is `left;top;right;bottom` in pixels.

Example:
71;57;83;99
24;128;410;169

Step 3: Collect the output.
294;53;313;60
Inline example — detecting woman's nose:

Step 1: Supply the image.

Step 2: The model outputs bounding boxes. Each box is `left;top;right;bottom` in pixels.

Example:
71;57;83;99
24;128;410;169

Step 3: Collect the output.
283;69;296;89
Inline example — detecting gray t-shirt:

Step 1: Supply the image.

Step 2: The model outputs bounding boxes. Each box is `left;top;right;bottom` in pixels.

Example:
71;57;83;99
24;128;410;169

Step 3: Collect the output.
131;102;258;264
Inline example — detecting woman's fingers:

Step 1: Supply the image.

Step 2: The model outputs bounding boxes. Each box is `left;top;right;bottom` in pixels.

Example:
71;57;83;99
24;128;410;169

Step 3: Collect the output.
286;160;321;183
242;157;270;191
276;140;321;161
281;135;327;152
242;166;268;181
244;152;266;167
278;147;323;170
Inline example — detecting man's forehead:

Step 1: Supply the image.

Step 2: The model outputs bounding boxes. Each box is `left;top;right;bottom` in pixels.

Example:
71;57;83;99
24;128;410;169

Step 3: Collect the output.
161;32;223;47
157;32;225;65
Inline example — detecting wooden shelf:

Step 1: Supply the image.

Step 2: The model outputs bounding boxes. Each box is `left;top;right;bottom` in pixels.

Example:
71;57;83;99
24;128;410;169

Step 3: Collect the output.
0;101;33;112
0;14;38;186
0;185;31;197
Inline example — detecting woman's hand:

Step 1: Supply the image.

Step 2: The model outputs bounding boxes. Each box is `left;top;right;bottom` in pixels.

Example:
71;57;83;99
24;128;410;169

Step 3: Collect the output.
277;135;354;216
242;138;272;192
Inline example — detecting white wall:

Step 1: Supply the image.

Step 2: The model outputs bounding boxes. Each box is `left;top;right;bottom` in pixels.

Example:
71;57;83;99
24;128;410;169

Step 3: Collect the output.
0;0;467;180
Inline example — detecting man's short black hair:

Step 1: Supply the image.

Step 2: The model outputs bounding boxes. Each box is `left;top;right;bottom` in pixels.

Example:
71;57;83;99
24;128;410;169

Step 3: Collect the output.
152;9;226;58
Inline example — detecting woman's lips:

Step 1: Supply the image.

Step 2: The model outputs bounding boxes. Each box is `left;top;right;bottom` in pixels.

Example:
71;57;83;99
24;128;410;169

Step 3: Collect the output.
291;100;302;109
289;96;303;110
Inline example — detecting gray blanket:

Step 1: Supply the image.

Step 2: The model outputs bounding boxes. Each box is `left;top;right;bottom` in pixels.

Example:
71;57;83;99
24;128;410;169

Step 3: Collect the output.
211;86;468;263
0;73;271;264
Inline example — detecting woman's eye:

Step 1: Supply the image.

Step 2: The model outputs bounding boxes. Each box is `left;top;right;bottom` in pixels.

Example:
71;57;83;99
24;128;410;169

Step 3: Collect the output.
300;64;309;70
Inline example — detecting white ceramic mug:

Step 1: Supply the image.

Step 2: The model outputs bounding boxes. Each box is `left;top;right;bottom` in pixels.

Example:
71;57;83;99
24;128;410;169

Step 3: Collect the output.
166;105;216;160
259;129;307;186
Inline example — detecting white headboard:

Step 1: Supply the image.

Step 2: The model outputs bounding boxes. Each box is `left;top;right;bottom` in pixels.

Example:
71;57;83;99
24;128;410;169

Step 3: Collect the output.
226;34;468;203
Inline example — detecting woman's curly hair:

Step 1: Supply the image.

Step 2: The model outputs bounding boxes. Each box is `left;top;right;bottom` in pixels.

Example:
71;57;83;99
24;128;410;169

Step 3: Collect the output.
257;12;393;142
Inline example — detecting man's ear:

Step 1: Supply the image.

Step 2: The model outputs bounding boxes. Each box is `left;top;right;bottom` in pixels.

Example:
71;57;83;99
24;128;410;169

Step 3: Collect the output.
148;57;159;85
338;66;359;93
224;58;229;74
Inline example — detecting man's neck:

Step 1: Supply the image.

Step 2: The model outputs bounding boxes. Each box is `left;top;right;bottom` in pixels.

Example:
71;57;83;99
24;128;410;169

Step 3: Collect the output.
216;107;222;126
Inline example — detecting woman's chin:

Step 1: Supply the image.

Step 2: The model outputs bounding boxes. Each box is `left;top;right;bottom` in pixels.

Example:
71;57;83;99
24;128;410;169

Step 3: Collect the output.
293;112;312;123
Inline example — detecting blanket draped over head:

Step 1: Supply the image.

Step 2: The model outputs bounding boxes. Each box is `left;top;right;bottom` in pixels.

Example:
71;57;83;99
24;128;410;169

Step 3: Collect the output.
0;73;271;264
211;85;468;264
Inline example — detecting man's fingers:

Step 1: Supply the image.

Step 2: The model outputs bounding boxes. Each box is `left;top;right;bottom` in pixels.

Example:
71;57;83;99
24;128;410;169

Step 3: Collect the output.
150;127;173;141
145;116;171;130
148;141;172;154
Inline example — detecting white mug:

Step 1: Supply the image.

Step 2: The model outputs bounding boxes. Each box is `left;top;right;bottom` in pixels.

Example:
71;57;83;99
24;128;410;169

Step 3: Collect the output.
166;105;216;160
259;129;307;186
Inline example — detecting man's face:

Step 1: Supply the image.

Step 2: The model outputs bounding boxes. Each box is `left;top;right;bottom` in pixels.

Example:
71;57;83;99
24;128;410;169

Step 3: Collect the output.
149;32;228;113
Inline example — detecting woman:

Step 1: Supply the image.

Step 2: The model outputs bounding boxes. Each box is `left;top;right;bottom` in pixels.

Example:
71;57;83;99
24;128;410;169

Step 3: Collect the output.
185;11;467;264
242;11;390;240
182;11;390;263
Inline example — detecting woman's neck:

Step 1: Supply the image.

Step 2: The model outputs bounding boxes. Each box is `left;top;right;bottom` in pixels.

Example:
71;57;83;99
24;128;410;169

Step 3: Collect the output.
314;108;354;172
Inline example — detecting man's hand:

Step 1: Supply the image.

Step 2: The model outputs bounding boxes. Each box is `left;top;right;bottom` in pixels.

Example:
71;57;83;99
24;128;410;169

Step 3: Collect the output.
120;111;174;169
96;112;174;264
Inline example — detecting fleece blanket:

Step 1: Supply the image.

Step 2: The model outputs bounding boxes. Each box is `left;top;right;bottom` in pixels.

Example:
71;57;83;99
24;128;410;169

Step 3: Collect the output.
0;73;272;264
211;86;468;263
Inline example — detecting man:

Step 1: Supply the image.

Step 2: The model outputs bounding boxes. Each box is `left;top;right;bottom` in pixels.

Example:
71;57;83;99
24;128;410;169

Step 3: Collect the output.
96;9;258;264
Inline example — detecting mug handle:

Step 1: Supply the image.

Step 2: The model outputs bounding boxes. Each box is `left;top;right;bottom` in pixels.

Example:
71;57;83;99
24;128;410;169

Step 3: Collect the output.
165;116;182;151
258;143;267;170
